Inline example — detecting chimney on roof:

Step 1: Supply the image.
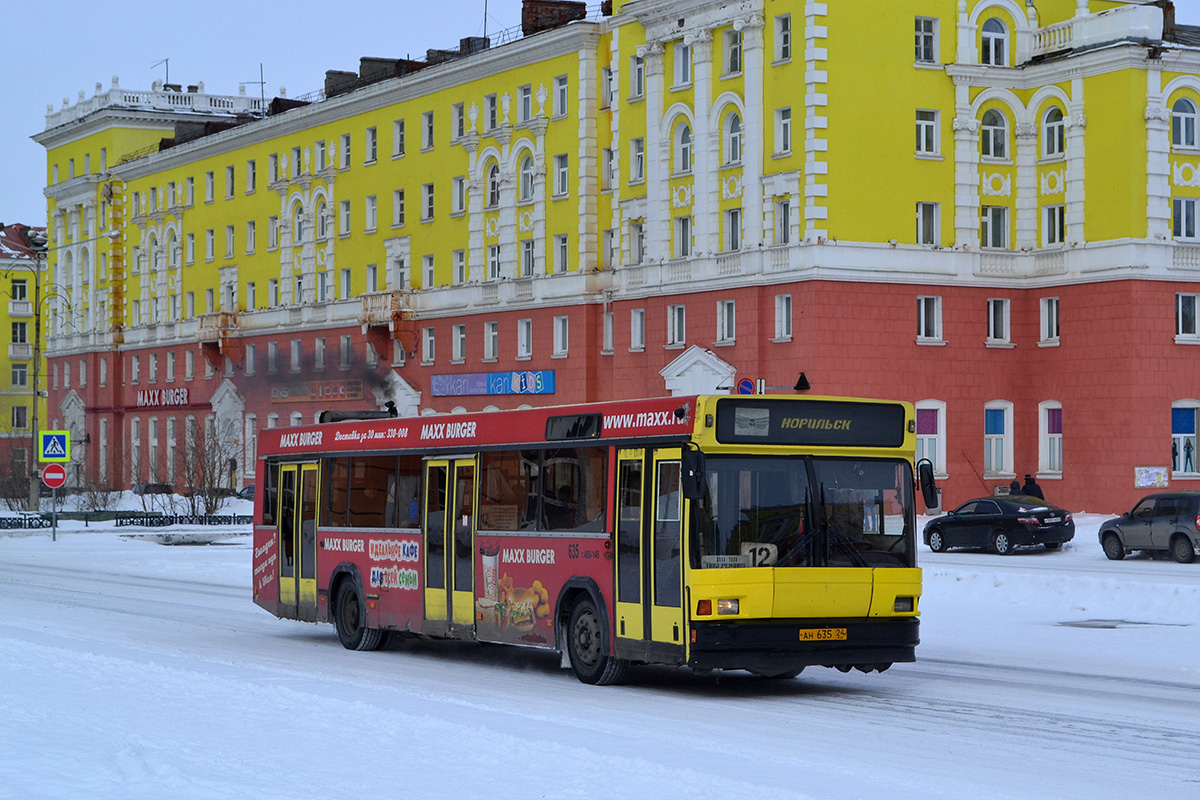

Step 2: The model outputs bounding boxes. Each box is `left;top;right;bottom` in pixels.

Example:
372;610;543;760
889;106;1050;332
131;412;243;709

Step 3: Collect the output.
521;0;587;36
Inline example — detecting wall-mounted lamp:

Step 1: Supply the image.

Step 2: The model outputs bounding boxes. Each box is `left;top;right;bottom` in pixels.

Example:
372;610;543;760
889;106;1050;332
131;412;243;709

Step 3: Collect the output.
794;373;810;391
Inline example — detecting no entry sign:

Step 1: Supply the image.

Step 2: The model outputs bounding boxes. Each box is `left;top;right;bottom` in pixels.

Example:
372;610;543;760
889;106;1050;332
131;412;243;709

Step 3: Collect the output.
42;463;67;489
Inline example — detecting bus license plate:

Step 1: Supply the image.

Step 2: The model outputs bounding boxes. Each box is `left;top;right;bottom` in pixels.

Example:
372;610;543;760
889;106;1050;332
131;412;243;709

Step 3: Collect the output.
799;628;847;642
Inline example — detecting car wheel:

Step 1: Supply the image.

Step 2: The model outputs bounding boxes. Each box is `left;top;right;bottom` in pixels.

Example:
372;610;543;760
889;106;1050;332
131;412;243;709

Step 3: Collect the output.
928;529;946;553
1102;533;1125;561
992;529;1014;555
1170;535;1197;564
1044;542;1062;551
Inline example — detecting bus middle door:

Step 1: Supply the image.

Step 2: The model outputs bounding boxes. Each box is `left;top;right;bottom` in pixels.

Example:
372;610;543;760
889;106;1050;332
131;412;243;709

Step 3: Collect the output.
277;462;319;622
423;457;477;638
648;448;686;662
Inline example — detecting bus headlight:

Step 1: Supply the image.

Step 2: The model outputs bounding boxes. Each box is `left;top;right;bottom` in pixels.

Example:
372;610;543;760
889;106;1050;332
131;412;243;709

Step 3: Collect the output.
716;599;739;615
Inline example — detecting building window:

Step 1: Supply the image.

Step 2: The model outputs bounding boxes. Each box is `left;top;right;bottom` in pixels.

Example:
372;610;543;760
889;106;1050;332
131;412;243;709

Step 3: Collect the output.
630;220;646;264
422;327;435;363
553;234;569;273
394;119;406;156
554;154;569;196
918;295;942;342
1044;204;1065;247
916;109;938;155
422;111;434;150
204;171;214;203
554;76;568;117
1172;402;1200;474
724;30;742;74
671;122;693;174
1171;98;1198;148
630;137;645;182
675;216;692;258
603;311;614;353
674;42;692;87
452;104;465;139
1041;297;1060;343
775;294;792;340
724;208;741;251
987;298;1010;344
316;140;327;170
915;400;946;475
484;321;499;360
717;299;735;343
487;164;500;207
631;308;645;351
667;304;686;346
364;126;377;163
423;255;435;288
1040;401;1063;474
519;156;534;201
452;250;466;285
776;200;792;244
776;107;792;154
1043;107;1065;157
488;245;501;280
485;94;498;129
981;205;1009;249
12;363;27;387
314;338;326;371
981;109;1007;158
393;189;406;226
1174;197;1197;240
339;200;351;234
364;195;377;232
517;85;532;121
517;318;533;358
1177;293;1198;338
245;220;256;253
776;14;792;61
917;202;939;245
521;240;535;277
724;113;743;165
601;147;614;190
316;200;328;239
600;70;612;109
225;225;235;257
553;315;569;356
422;183;435;220
915;17;937;63
366;263;379;293
630;57;644;99
12;406;28;430
225;166;237;197
984;402;1013;476
452;324;466;362
981;18;1007;66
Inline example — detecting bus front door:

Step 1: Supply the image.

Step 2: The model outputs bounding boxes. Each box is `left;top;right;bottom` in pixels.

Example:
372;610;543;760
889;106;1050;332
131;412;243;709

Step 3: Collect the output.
277;463;319;622
423;458;477;638
614;449;646;649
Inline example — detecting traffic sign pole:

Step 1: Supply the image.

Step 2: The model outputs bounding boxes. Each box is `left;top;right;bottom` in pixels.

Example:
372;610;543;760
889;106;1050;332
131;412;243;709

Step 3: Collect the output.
41;463;67;543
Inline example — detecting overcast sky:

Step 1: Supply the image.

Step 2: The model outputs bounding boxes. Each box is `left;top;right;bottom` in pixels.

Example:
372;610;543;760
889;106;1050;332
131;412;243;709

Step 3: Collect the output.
1;1;1197;228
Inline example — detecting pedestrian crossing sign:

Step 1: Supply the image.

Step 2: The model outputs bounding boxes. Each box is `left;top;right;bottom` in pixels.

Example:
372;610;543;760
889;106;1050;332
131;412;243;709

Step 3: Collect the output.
39;431;70;463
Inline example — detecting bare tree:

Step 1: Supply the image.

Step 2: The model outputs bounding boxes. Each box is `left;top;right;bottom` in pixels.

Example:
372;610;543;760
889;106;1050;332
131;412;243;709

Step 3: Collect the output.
73;457;122;513
0;429;34;512
173;414;239;516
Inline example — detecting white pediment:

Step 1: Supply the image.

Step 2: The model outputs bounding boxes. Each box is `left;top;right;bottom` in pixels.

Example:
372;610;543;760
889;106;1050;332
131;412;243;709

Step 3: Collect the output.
659;345;736;397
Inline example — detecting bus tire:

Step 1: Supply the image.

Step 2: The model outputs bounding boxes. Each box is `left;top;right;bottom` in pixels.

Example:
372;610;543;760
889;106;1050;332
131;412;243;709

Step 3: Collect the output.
335;579;384;652
753;668;804;679
567;598;628;685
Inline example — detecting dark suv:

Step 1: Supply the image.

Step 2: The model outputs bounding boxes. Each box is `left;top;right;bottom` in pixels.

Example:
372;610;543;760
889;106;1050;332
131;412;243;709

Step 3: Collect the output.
1098;492;1200;563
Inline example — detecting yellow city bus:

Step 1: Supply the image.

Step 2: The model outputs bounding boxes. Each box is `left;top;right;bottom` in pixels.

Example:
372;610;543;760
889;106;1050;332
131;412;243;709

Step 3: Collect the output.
252;394;936;684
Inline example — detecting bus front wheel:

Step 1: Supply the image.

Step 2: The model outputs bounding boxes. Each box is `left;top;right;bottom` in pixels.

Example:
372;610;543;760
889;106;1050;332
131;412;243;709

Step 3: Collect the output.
335;579;384;652
567;598;629;686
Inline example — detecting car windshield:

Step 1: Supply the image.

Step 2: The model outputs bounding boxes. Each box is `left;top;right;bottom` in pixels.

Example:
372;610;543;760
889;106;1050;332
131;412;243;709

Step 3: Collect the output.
692;456;914;569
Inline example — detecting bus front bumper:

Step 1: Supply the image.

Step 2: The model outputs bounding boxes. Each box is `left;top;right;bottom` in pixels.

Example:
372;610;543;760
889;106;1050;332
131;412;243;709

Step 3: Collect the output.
688;617;920;674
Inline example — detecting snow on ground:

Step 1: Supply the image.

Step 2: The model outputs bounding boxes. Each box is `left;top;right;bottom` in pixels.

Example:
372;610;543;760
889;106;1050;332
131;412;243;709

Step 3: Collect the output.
1;511;1198;799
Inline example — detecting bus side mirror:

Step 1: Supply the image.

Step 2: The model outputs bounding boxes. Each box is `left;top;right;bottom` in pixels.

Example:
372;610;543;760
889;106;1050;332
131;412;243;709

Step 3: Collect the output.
681;448;706;500
917;459;938;510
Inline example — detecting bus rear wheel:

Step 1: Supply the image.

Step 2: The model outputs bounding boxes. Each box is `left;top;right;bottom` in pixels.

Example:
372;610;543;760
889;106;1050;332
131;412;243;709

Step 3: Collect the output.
567;598;628;685
335;579;384;652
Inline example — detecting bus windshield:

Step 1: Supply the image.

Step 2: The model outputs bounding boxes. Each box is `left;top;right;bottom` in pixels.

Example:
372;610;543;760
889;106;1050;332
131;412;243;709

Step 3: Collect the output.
693;456;914;569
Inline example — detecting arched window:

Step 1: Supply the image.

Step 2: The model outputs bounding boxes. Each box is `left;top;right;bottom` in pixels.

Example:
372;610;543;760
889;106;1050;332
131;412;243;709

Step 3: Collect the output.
519;155;534;202
981;109;1007;159
167;232;178;269
724;113;743;165
487;162;500;207
1172;98;1198;148
676;122;692;174
1043;107;1065;157
148;235;160;272
981;18;1007;66
292;203;305;244
316;199;328;239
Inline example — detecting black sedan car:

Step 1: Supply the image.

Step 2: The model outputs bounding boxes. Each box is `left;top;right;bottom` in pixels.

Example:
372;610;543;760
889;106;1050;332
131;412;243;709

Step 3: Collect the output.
923;495;1075;555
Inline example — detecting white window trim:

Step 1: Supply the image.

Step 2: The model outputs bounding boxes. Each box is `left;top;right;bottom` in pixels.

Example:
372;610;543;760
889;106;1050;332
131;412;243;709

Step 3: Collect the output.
983;399;1015;479
917;295;945;345
1040;296;1061;347
1038;400;1064;477
986;297;1014;348
1172;399;1200;477
915;399;948;479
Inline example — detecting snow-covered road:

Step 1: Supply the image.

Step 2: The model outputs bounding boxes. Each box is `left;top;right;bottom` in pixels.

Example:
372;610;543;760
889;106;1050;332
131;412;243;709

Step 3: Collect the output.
2;518;1198;799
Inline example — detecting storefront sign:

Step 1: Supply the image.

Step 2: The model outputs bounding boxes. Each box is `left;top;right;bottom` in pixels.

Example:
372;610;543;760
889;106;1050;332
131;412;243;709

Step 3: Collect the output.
136;388;190;408
271;380;364;403
431;371;556;397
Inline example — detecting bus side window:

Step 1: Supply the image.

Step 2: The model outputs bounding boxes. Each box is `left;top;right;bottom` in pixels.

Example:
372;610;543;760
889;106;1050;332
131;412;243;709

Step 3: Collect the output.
263;462;279;526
